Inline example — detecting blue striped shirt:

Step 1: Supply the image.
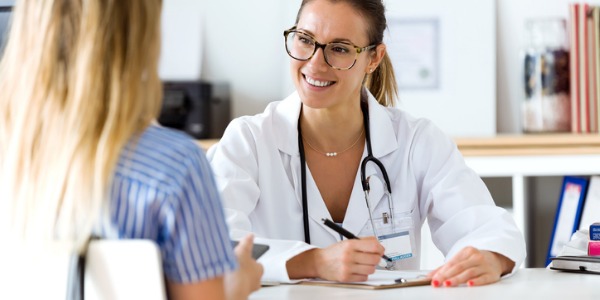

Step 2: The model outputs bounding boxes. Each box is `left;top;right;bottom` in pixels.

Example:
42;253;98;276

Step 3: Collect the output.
95;125;237;283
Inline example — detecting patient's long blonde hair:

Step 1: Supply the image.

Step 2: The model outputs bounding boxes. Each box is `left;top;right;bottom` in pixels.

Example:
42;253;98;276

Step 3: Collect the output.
0;0;163;249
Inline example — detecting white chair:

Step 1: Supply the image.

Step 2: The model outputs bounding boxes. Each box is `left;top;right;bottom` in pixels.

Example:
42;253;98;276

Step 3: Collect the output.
85;239;167;300
1;239;166;300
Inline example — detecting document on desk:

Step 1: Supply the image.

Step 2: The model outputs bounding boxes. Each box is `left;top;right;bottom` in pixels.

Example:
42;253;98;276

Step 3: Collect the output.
299;270;431;290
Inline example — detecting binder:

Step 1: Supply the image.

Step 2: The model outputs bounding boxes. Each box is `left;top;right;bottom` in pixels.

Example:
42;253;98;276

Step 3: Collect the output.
547;176;589;266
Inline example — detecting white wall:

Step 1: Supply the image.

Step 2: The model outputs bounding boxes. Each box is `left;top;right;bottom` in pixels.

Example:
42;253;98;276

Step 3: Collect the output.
160;0;297;117
385;0;497;137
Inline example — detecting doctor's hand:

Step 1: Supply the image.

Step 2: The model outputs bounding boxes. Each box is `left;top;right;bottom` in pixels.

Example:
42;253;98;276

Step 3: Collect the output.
225;235;264;300
287;236;385;282
427;246;515;287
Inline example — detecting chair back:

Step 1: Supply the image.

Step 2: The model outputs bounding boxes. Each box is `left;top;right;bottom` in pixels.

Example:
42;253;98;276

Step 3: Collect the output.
1;239;167;300
85;239;167;300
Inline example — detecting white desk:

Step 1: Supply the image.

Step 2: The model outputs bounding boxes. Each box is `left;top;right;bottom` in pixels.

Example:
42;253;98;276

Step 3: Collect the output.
250;269;600;300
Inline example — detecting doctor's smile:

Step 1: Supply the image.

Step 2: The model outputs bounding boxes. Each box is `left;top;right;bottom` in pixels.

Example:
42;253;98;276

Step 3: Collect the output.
304;75;335;88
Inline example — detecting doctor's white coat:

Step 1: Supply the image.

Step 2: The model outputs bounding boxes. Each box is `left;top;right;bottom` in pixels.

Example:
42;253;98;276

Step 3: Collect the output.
207;91;526;282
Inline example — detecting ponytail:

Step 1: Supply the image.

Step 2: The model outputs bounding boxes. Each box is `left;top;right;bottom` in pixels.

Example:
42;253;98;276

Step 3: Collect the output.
365;52;397;107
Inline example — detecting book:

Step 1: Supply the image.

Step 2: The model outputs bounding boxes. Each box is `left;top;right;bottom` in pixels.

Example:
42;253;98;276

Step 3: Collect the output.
550;255;600;274
591;222;600;241
589;241;600;256
547;176;589;266
579;3;590;133
570;3;581;133
588;7;598;133
579;176;600;232
594;7;600;132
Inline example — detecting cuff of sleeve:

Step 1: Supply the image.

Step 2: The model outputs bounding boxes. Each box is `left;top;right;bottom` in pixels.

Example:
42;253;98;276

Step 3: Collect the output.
255;238;317;283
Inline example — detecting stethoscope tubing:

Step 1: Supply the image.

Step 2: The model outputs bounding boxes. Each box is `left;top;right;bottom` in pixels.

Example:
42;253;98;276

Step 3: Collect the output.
298;99;393;244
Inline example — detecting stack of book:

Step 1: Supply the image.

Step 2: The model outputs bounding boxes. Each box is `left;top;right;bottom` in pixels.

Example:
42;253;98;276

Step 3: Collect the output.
570;3;600;133
548;220;600;274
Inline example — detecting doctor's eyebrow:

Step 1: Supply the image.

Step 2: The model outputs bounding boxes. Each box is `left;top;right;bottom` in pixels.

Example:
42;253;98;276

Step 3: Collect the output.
294;27;357;45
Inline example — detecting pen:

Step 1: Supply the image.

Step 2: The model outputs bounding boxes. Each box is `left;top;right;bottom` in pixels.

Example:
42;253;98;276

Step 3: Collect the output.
321;218;393;262
394;277;407;283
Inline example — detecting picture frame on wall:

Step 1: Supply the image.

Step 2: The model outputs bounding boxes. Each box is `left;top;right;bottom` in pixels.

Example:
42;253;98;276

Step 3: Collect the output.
387;18;440;91
385;0;496;137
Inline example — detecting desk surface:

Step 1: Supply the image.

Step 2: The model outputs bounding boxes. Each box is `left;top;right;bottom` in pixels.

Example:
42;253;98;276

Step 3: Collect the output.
249;269;600;300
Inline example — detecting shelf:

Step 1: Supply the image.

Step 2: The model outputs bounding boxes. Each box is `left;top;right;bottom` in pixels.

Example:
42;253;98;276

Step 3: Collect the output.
199;134;600;156
455;134;600;156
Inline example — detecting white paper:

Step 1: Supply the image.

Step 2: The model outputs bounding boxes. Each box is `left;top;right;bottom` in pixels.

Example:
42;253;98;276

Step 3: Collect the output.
579;176;600;231
305;269;428;287
550;182;583;256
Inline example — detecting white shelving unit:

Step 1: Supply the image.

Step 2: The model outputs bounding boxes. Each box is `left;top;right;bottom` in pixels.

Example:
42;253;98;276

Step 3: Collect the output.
455;134;600;267
464;154;600;236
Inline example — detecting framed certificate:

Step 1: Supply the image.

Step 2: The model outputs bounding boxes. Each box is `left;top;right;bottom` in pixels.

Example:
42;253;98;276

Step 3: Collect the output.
387;19;440;90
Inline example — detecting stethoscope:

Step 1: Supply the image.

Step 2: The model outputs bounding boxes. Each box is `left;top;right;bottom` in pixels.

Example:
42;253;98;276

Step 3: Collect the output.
297;98;393;244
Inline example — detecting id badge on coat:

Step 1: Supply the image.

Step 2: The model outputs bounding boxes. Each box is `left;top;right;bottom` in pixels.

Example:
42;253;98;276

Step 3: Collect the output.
357;171;417;269
359;210;416;267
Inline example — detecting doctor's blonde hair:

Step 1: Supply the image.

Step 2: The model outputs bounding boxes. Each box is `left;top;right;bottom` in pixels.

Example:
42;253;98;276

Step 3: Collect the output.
0;0;162;249
295;0;398;107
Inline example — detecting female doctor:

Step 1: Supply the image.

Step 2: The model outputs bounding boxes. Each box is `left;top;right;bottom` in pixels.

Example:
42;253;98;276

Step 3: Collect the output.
208;0;526;287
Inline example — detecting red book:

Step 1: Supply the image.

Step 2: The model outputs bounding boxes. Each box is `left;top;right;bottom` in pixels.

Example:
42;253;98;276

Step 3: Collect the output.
589;241;600;256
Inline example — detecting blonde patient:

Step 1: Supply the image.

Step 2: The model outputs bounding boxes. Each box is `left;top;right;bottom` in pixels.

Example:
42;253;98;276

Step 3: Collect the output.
0;1;261;299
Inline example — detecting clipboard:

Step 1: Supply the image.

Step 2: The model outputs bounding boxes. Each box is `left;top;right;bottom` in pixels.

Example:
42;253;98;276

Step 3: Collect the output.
298;270;431;290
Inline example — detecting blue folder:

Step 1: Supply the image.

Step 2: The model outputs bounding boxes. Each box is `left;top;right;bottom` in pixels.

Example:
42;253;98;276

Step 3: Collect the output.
546;176;589;266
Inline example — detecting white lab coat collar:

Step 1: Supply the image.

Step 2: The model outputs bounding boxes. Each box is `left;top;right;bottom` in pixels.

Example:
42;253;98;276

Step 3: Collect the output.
272;91;303;157
272;90;399;158
272;90;400;240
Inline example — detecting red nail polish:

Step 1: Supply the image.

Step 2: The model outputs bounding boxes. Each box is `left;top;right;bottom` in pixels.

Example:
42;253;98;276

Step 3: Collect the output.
444;280;451;287
432;280;440;287
467;280;474;287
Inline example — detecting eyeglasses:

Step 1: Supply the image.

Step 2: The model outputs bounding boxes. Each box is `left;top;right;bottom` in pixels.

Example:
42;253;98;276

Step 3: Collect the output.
283;26;377;70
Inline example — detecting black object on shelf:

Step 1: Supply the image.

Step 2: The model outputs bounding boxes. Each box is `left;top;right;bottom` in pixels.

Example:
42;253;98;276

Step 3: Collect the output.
159;81;231;139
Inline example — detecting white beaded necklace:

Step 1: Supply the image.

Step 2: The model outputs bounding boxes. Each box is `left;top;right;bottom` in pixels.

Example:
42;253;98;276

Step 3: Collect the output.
302;128;364;157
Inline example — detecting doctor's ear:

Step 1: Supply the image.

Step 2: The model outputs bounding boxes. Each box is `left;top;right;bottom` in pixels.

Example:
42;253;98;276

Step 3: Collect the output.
366;44;386;74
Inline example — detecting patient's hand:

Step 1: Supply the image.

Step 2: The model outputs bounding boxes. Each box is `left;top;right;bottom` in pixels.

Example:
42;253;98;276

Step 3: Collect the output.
225;235;264;300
